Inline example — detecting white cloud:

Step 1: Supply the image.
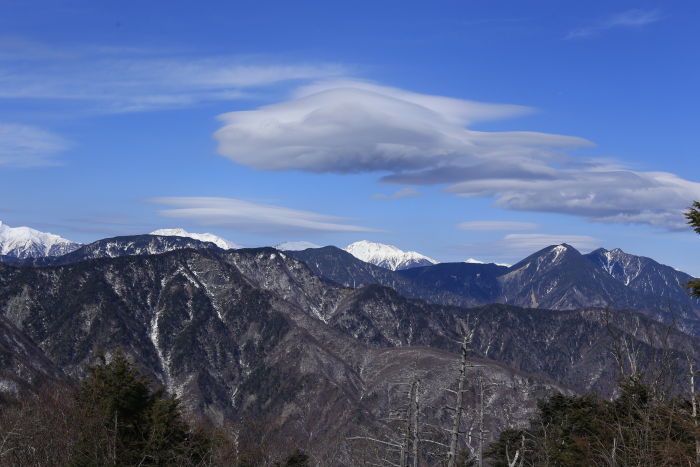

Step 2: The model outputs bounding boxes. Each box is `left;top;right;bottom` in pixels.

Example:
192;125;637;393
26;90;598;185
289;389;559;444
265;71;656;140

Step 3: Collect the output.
213;80;699;230
0;123;67;167
149;197;380;233
373;188;421;200
0;38;347;113
566;9;661;39
457;220;539;231
503;233;601;253
446;170;700;230
215;80;589;173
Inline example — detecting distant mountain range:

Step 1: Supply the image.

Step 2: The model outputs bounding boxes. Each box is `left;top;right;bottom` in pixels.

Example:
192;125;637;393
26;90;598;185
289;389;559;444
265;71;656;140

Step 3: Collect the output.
1;224;697;330
1;223;699;462
290;243;700;333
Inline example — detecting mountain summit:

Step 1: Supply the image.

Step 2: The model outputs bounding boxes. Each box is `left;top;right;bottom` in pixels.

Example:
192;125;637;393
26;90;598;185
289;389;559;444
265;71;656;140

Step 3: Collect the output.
149;228;240;249
0;220;80;259
344;240;438;270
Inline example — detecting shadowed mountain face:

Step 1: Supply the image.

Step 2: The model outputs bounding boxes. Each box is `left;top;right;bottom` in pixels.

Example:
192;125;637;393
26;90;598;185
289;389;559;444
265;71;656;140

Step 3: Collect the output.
398;262;507;303
0;246;698;463
585;247;698;307
0;314;66;397
291;244;700;334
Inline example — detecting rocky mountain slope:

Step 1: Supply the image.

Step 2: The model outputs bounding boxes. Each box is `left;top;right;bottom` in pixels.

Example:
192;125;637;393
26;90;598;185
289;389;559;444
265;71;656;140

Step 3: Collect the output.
0;247;697;462
0;314;66;397
586;247;697;306
292;243;700;333
497;244;697;321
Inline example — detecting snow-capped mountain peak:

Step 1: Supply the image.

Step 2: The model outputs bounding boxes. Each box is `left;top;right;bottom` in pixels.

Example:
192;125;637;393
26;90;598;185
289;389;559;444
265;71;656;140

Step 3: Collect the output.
149;228;240;250
344;240;438;271
0;220;81;259
275;241;321;251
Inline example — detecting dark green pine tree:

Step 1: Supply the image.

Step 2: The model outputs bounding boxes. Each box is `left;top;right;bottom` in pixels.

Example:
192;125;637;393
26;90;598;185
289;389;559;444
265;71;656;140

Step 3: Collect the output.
72;349;211;466
686;201;700;296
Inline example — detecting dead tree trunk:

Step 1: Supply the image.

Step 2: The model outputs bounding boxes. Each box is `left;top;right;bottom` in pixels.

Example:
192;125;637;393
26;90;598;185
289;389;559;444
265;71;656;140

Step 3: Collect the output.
689;358;700;465
447;333;472;467
478;375;485;467
411;379;420;467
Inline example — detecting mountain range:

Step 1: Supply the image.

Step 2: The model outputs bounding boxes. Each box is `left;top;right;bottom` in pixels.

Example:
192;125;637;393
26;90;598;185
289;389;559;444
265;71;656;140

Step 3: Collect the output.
1;223;697;330
1;243;697;462
290;243;700;332
0;222;698;462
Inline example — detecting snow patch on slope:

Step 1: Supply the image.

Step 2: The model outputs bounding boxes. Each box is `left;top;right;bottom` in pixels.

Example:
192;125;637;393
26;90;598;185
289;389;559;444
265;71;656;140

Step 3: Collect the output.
344;240;438;270
150;228;240;250
0;220;80;258
466;258;511;267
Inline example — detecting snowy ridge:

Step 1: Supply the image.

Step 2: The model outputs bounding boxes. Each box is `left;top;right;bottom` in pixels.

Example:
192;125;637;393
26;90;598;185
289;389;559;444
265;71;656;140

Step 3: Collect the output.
465;258;485;264
0;220;80;259
150;228;240;250
344;240;438;271
466;257;511;267
275;241;321;251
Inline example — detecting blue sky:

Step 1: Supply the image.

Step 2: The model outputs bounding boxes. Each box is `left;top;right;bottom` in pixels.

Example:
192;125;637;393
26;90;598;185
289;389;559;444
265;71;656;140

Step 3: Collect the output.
1;0;699;274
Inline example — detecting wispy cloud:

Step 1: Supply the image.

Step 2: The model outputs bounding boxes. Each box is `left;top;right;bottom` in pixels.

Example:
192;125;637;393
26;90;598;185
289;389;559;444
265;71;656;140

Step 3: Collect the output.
148;197;380;234
457;220;539;231
445;170;700;230
0;123;67;167
566;9;662;39
372;188;421;200
213;80;700;231
0;37;348;113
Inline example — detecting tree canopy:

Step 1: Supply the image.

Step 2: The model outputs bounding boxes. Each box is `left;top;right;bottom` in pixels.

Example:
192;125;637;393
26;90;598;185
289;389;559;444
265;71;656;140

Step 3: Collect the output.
686;201;700;296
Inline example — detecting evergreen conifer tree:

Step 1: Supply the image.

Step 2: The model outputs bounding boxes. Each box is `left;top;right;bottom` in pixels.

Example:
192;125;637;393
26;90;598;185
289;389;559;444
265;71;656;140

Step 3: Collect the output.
686;201;700;296
73;349;211;466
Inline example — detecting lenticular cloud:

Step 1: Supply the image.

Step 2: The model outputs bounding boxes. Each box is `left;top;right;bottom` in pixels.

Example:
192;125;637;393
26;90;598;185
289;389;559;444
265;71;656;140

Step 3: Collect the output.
214;80;700;230
214;80;589;173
